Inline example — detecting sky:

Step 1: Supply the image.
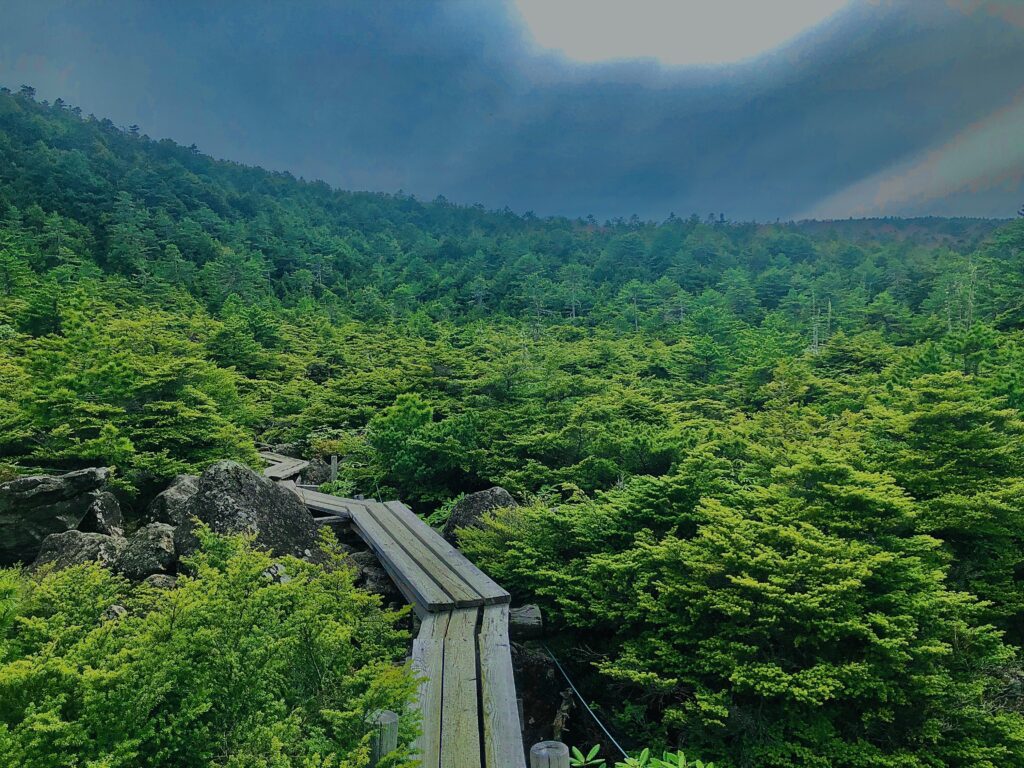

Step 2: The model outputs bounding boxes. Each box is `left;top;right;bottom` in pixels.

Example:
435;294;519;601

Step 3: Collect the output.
0;0;1022;221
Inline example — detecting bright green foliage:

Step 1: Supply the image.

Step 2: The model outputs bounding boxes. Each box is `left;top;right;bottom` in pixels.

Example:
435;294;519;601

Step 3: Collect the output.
1;284;260;488
5;88;1024;765
571;745;715;767
867;373;1024;632
0;529;417;767
466;457;1024;767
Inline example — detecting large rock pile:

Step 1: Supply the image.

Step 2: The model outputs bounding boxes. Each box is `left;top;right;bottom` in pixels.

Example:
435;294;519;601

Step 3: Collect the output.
0;467;114;566
2;461;320;575
115;522;176;581
2;459;402;603
172;460;319;560
32;530;125;571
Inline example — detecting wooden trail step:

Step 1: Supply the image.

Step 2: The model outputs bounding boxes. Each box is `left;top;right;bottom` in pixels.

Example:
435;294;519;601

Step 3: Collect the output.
381;501;509;605
414;604;527;768
293;488;510;617
269;454;524;767
259;451;309;480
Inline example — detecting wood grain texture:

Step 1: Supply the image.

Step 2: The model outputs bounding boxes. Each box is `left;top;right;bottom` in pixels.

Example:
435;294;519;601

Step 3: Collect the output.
529;742;570;768
412;637;444;768
260;452;309;480
479;604;526;768
294;487;354;517
384;501;510;604
367;501;485;607
347;504;452;613
441;608;483;768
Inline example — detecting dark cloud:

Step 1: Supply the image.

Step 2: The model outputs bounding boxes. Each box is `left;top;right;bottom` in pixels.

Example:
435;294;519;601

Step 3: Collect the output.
1;0;1021;219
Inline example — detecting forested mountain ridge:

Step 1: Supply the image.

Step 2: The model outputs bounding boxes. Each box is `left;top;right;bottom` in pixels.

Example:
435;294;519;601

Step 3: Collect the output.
4;85;1024;765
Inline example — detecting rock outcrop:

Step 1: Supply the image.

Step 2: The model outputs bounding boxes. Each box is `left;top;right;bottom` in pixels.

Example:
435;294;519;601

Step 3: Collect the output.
0;467;112;565
173;461;319;559
360;565;402;601
302;457;332;486
143;573;178;589
103;604;128;621
146;474;199;525
79;490;124;536
442;486;518;544
270;443;302;459
32;530;125;571
115;523;176;581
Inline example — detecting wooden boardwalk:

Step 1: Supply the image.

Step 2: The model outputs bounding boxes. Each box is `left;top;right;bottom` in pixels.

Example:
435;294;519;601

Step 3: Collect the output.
259;450;309;481
263;455;526;768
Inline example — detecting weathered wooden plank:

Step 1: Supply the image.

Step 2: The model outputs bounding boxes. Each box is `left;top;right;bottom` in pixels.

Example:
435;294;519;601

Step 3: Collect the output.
275;464;529;767
530;742;570;768
478;604;526;768
382;501;509;604
258;451;292;464
478;602;509;641
264;457;309;480
260;451;305;466
368;710;399;767
411;637;444;768
441;608;483;768
264;461;307;476
419;611;451;642
295;487;356;517
346;505;453;613
365;502;483;608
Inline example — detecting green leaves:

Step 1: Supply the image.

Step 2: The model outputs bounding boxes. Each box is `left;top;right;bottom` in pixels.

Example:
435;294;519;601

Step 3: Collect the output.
7;88;1024;767
570;745;717;768
469;449;1024;766
571;743;605;766
0;531;415;767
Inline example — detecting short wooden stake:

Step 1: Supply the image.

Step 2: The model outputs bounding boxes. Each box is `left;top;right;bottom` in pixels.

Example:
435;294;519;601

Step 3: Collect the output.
369;709;399;766
530;740;570;768
330;454;339;482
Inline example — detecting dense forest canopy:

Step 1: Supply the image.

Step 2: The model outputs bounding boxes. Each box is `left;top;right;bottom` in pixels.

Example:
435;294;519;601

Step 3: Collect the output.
3;86;1024;766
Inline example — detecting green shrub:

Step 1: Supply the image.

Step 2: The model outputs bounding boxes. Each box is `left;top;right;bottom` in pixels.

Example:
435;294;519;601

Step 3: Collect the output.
0;529;417;767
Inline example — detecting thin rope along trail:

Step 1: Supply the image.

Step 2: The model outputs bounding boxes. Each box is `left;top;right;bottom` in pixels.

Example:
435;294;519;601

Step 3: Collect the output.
542;643;629;760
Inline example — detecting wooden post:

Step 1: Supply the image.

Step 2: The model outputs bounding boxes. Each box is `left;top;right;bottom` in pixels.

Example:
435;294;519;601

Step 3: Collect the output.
530;741;569;768
330;454;338;483
369;710;399;766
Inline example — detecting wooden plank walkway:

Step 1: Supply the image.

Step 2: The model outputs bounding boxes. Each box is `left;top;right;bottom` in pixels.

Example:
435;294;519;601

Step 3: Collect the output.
259;451;309;480
279;477;525;768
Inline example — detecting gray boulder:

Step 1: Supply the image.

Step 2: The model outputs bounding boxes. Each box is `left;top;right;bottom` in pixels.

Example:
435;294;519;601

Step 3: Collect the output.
103;604;128;621
303;457;332;485
143;573;178;589
348;549;378;572
262;563;292;584
271;443;302;459
173;461;318;559
146;474;199;525
0;467;111;565
115;523;176;581
79;490;124;536
32;530;125;571
442;487;518;544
